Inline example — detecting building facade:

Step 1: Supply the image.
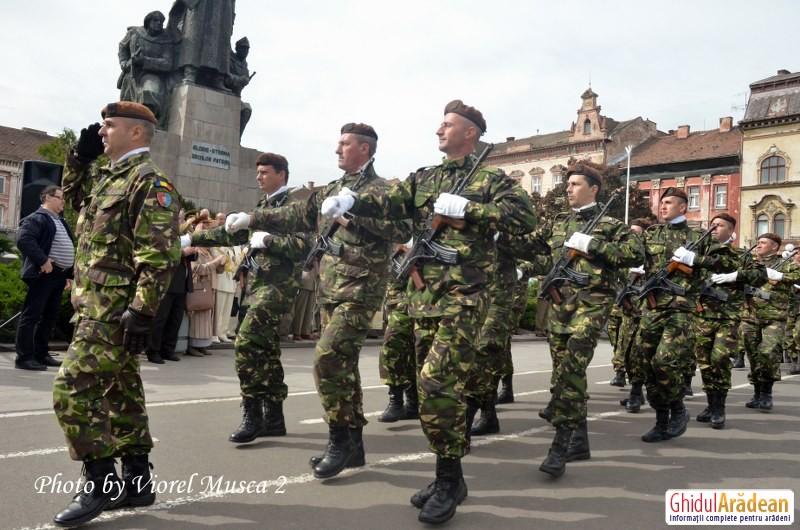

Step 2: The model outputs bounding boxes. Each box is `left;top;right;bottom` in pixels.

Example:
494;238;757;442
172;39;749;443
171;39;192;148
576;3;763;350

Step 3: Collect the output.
0;126;54;232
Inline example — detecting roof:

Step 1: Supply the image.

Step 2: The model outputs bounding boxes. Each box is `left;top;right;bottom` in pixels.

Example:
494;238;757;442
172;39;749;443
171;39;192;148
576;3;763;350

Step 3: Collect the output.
490;118;639;157
741;85;800;124
750;70;800;90
0;126;54;163
629;127;741;168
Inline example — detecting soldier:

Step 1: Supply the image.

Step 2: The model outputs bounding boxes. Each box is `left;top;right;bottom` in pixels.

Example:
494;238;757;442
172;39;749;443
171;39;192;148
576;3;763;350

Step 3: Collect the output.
51;102;180;527
694;214;766;428
607;280;627;387
187;153;306;443
789;251;800;375
225;123;411;480
317;100;536;524
739;233;800;411
524;162;643;477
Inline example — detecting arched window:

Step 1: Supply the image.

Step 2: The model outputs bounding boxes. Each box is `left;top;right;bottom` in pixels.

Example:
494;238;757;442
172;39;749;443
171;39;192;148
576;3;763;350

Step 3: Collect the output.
583;119;592;135
760;156;786;184
531;175;541;194
756;214;769;236
774;213;785;238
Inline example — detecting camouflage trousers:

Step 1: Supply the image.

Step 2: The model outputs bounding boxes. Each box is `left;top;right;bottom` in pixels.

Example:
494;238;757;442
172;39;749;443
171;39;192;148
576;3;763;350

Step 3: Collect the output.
785;309;800;363
547;289;610;428
234;285;292;402
53;318;152;461
690;316;736;393
378;302;415;388
637;309;694;408
741;319;784;384
414;307;482;459
791;316;800;363
314;301;375;427
619;314;644;385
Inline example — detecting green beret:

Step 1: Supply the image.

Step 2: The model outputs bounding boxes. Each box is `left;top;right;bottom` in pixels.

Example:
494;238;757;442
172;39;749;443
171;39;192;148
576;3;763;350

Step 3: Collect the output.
444;99;486;133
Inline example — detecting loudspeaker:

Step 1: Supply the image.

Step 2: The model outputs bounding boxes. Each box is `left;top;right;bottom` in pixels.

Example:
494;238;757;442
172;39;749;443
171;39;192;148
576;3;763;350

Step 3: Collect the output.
21;160;63;220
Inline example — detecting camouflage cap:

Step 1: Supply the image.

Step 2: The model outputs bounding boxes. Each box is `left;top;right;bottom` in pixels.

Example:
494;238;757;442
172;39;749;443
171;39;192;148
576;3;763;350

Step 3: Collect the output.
341;122;378;140
758;232;782;246
660;186;688;202
444;99;486;133
710;212;736;228
101;101;158;125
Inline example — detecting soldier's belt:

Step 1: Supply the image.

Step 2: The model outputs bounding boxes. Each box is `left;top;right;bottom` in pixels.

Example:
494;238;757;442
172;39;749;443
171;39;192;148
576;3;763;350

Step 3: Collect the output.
390;240;459;276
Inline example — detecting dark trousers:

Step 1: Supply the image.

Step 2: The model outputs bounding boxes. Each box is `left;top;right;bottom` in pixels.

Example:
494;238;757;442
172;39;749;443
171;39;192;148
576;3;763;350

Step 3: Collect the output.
149;292;186;356
15;270;68;361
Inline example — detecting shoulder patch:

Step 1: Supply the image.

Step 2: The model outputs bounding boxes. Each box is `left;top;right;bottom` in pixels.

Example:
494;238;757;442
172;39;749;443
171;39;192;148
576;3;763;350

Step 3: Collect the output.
156;191;173;208
153;176;175;192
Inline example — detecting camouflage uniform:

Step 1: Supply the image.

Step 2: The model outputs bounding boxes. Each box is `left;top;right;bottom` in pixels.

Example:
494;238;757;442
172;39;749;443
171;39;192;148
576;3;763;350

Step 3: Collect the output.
615;271;646;396
191;188;307;404
379;277;415;388
783;290;800;365
53;150;180;461
607;304;624;373
349;157;536;458
250;163;411;427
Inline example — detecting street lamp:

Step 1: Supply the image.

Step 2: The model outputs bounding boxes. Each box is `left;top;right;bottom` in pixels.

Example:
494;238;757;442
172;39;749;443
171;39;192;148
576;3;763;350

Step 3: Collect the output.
624;145;633;225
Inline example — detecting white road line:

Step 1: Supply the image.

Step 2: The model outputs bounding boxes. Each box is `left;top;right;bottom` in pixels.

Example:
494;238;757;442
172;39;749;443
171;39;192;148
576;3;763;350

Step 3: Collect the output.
515;363;612;376
0;439;160;461
299;411;383;425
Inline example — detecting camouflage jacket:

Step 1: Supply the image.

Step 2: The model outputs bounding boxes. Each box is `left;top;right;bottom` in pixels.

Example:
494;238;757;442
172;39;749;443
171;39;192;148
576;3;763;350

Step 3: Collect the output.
348;156;537;317
64;150;180;319
191;188;307;310
250;162;411;308
696;243;766;321
744;253;800;322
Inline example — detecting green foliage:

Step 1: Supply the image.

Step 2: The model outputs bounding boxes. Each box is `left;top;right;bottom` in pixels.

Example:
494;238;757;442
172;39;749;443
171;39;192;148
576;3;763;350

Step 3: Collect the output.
37;128;76;165
520;278;539;331
0;261;26;341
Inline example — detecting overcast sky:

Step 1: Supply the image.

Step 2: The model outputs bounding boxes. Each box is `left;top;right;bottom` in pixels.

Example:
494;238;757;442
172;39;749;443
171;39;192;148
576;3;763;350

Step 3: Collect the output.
2;1;799;186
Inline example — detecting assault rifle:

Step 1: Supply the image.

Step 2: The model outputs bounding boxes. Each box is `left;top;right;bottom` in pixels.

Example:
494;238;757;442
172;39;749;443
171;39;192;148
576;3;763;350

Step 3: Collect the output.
637;225;717;310
393;144;493;290
539;188;623;304
615;270;644;312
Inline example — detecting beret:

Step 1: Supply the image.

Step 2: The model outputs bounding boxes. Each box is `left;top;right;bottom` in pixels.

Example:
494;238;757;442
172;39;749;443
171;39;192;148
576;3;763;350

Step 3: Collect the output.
444;99;486;133
710;212;736;228
101;101;158;125
660;186;688;202
565;162;604;187
758;232;782;246
341;122;378;140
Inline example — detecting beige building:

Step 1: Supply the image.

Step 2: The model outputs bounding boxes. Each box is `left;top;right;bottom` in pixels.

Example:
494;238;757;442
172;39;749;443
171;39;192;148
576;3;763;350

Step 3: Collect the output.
487;88;660;195
0;126;54;232
739;69;800;247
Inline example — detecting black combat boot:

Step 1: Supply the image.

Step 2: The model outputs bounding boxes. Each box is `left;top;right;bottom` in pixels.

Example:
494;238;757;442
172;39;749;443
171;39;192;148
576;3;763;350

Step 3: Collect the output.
539;425;573;477
732;352;745;369
696;393;713;423
610;370;626;387
745;383;762;409
683;374;694;397
624;383;643;413
229;397;266;443
403;384;419;420
263;400;287;436
641;408;672;443
710;392;726;429
538;395;555;422
313;425;356;479
790;361;800;375
308;426;364;469
116;454;156;508
465;398;479;454
417;456;468;524
470;394;500;436
759;381;774;412
565;421;590;462
53;458;127;527
377;385;405;423
667;399;689;438
496;374;514;404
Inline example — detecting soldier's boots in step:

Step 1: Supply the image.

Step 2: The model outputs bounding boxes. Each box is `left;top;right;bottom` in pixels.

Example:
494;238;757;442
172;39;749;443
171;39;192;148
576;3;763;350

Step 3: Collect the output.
229;397;267;443
470;394;500;436
377;385;405;423
112;455;156;508
622;383;644;413
309;427;365;469
745;383;762;409
759;381;774;412
667;399;689;438
565;421;590;462
53;458;127;527
610;370;626;387
696;393;713;423
496;374;514;404
313;425;356;479
710;392;726;429
538;396;555;423
732;352;745;369
416;457;468;525
263;400;287;436
641;408;672;443
404;384;420;420
539;425;573;477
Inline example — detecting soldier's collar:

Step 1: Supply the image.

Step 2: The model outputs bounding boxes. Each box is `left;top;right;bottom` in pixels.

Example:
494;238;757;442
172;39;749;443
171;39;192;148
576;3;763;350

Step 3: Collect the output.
107;150;151;174
572;202;597;213
668;214;687;225
441;156;469;170
266;185;290;200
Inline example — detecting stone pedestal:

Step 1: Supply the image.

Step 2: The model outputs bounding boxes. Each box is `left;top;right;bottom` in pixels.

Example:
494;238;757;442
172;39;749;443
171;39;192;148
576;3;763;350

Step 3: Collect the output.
149;83;260;213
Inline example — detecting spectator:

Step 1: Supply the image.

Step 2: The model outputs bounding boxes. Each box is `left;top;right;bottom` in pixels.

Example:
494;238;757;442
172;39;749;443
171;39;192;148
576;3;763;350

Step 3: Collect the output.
214;243;237;343
186;220;226;356
292;267;319;340
14;185;75;371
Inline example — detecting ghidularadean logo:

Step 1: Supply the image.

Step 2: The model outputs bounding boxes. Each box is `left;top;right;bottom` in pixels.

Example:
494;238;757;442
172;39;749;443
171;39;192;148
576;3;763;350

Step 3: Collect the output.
665;489;794;525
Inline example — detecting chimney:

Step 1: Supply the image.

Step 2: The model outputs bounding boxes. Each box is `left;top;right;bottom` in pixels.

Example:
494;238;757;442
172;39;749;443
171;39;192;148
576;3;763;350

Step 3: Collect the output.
719;116;733;133
306;181;315;189
506;136;515;142
778;69;791;75
675;125;690;139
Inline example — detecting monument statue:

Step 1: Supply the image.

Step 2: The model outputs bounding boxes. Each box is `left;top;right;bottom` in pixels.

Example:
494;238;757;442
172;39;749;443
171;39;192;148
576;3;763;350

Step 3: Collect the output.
117;11;176;126
226;37;254;137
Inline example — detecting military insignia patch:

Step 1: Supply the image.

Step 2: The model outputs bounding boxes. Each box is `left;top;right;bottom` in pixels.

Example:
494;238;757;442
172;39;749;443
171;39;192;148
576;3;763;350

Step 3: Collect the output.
157;191;172;208
154;177;174;191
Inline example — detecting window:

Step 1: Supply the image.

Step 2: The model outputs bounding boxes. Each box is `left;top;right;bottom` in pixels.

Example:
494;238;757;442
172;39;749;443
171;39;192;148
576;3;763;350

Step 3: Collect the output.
553;173;562;186
583;119;591;135
714;184;727;209
0;205;4;227
531;175;541;194
760;155;786;184
688;186;700;210
0;176;5;194
756;214;769;236
774;213;785;238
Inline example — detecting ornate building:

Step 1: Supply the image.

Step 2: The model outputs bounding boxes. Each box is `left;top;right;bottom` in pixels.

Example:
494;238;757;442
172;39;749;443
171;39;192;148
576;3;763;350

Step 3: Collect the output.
0;126;54;232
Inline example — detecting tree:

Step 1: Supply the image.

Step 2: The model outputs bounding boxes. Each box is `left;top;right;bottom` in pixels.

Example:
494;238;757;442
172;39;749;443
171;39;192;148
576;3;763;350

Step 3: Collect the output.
37;128;76;165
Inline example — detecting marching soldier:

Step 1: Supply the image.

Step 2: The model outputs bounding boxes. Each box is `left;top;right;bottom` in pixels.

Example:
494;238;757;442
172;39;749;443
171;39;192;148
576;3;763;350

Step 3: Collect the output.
187;153;306;443
318;100;536;524
789;251;800;375
224;123;411;479
52;102;180;526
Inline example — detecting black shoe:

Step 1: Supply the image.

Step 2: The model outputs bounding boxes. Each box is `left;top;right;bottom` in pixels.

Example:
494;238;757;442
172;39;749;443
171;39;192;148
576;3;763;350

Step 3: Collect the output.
496;374;514;404
759;381;774;412
610;371;626;387
696;393;712;423
538;398;555;423
377;386;405;423
262;400;287;436
625;384;643;413
732;354;745;369
15;358;47;371
641;408;672;443
710;392;726;429
417;457;467;525
465;398;479;454
161;352;181;362
403;384;420;419
229;398;266;443
37;354;62;367
309;427;365;469
470;396;499;436
115;454;156;508
53;458;127;527
147;352;165;364
745;383;762;409
683;375;694;397
539;425;572;477
667;400;689;438
313;425;356;479
790;361;800;375
565;421;590;462
411;480;438;509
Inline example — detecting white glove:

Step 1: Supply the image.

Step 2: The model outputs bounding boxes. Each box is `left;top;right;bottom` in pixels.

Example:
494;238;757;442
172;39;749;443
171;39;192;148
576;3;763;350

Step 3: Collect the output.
629;266;645;275
180;234;192;249
516;268;523;281
433;193;469;219
564;232;593;254
320;187;357;219
671;246;695;267
782;250;792;260
710;271;737;284
249;231;270;249
766;268;784;281
225;212;251;233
